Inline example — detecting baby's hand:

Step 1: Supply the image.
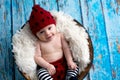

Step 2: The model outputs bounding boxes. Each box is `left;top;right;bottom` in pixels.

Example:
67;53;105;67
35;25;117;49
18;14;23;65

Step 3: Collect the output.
46;64;56;76
67;61;77;70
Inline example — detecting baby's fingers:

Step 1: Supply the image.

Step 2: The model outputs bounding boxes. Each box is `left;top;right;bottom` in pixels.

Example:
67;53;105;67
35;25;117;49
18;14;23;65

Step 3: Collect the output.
50;68;56;75
48;65;56;75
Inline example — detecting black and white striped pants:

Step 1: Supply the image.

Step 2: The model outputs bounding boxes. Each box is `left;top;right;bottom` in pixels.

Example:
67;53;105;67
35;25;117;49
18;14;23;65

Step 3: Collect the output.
37;67;79;80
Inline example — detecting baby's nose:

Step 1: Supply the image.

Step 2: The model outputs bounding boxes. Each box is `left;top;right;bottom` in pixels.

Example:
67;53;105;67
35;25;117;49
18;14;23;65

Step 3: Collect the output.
45;30;50;35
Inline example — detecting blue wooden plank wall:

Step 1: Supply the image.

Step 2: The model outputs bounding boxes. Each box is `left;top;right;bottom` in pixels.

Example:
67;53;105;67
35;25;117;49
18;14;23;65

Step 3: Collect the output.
0;0;120;80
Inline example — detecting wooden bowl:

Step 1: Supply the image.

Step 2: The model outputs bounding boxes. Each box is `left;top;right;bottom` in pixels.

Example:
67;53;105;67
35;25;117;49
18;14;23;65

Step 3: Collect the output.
74;20;93;80
17;20;93;80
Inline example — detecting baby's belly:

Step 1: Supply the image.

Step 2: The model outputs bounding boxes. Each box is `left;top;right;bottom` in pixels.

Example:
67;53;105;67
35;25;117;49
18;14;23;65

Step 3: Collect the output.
42;52;63;63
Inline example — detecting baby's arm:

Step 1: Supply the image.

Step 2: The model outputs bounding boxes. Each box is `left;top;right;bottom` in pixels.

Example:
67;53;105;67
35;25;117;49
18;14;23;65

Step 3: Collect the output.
34;41;56;75
61;34;77;70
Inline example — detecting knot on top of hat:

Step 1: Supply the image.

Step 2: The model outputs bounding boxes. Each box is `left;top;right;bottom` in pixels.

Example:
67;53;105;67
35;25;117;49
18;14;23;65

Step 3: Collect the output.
29;5;56;35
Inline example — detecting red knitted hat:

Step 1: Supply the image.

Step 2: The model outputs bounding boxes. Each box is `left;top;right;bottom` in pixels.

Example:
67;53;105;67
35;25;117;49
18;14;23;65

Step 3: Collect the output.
29;5;56;35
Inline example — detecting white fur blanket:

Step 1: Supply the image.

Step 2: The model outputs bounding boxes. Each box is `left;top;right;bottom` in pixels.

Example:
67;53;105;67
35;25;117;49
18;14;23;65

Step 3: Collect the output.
12;11;90;80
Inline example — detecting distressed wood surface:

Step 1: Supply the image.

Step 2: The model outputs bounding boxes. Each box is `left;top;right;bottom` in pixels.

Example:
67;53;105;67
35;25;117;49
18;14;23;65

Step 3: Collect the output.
0;0;14;80
0;0;120;80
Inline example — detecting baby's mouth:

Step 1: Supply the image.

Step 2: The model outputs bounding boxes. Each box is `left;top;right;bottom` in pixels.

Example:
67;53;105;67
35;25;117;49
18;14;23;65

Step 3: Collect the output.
46;34;53;40
47;36;52;39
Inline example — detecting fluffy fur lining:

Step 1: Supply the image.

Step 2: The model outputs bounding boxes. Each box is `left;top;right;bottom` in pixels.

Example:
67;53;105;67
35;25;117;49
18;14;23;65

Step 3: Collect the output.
12;11;90;80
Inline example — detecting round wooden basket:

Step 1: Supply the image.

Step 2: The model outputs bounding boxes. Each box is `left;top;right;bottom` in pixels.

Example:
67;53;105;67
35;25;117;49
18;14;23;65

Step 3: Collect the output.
17;19;93;80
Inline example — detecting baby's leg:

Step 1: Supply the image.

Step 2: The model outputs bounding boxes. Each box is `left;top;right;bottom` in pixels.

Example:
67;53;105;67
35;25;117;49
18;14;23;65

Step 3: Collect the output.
66;67;79;80
37;68;53;80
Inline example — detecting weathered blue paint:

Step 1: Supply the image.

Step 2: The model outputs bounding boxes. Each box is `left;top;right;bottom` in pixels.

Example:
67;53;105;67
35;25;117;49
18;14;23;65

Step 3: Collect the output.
57;0;82;23
101;0;120;80
35;0;58;11
12;0;34;34
80;0;114;80
0;0;120;80
0;0;13;80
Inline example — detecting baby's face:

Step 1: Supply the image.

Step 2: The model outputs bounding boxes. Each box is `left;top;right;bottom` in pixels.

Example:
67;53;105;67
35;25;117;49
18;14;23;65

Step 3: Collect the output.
36;24;57;42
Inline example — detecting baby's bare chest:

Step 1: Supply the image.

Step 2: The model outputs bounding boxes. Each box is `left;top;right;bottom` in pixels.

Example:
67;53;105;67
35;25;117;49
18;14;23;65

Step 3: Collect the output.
40;37;62;54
